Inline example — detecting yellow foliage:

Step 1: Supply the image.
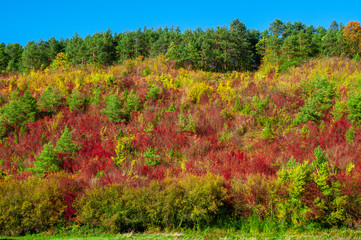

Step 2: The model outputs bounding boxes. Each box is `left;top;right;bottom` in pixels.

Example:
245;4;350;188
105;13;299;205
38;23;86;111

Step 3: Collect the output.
186;81;212;104
46;112;63;133
217;79;236;103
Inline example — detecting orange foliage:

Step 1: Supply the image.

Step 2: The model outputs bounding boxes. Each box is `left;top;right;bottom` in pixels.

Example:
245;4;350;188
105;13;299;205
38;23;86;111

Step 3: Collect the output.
343;21;361;56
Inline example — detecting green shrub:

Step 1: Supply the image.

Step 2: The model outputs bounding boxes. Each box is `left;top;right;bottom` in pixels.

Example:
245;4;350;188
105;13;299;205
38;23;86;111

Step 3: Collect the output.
102;93;124;123
146;85;160;101
67;89;86;112
124;89;140;114
1;89;37;126
272;157;314;229
345;126;355;143
38;86;62;114
177;113;197;133
297;77;335;124
0;115;6;139
144;148;160;166
76;185;123;233
313;147;347;227
76;174;227;232
347;92;361;121
139;68;151;76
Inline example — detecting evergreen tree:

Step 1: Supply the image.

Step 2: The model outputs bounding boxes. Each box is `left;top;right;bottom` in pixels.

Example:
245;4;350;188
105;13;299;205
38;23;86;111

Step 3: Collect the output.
65;33;89;64
30;141;60;175
47;37;63;63
5;43;23;72
38;86;62;114
2;89;37;126
322;21;344;56
102;93;124;122
22;41;46;70
56;126;77;154
0;43;9;72
116;31;136;62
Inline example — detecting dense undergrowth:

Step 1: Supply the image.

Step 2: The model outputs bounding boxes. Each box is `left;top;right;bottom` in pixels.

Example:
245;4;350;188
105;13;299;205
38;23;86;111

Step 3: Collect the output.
1;55;361;236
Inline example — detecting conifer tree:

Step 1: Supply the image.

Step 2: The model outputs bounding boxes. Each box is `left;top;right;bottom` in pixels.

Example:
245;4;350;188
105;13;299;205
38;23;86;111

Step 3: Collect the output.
56;126;77;154
30;141;60;175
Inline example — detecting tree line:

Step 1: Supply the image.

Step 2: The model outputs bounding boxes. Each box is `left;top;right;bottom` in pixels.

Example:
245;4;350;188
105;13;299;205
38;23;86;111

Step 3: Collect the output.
0;19;360;73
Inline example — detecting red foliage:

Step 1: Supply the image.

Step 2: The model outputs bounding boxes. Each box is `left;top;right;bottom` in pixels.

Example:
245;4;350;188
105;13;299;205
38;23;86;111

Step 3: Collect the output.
58;176;87;222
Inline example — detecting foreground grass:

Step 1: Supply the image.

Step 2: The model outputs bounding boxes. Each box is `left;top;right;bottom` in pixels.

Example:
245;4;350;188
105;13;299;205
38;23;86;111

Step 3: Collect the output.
2;228;361;240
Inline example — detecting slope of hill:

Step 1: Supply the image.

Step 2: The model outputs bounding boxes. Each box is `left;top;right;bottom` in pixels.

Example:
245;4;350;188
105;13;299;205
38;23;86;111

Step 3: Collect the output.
1;56;361;235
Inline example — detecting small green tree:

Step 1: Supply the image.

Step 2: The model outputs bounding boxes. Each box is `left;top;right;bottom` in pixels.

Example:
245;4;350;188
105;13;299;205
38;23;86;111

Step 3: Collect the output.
38;86;62;114
102;93;124;123
67;89;86;112
347;92;361;121
1;89;37;127
56;126;77;154
30;141;59;175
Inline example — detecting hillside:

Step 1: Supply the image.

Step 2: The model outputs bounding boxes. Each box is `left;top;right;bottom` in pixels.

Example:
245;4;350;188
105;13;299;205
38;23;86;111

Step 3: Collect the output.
1;56;361;236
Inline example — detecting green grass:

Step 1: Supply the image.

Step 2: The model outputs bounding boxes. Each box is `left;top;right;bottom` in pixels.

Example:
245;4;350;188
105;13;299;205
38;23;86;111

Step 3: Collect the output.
1;228;361;240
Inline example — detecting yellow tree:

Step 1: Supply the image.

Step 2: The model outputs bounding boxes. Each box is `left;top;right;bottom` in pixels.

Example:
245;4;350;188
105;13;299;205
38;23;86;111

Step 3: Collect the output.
343;21;361;56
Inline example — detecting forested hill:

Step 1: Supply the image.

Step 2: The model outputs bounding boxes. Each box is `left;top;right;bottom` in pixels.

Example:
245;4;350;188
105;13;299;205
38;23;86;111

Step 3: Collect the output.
1;19;361;73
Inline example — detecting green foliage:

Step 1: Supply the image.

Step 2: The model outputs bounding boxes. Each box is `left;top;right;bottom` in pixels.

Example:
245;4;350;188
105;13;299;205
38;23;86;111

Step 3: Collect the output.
242;95;270;116
313;147;347;227
184;115;197;133
124;89;140;113
177;113;197;133
272;147;347;229
274;158;313;228
112;135;134;168
89;87;102;106
353;53;361;61
38;86;62;114
144;122;154;134
140;68;151;76
103;90;140;122
297;77;335;124
296;97;324;123
144;148;160;166
345;126;355;143
234;96;242;111
29;141;60;175
56;126;77;154
261;120;273;139
102;93;123;123
167;102;175;112
146;85;160;101
76;174;227;232
67;89;86;112
300;125;311;138
347;92;361;121
0;116;6;140
1;89;37;126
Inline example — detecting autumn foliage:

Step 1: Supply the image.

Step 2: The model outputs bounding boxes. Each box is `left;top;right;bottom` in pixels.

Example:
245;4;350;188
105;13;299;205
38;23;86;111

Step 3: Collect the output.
1;54;361;235
343;21;361;56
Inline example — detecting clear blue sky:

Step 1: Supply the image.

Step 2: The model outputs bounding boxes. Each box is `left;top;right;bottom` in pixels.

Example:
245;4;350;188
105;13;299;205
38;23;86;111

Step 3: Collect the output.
2;0;360;46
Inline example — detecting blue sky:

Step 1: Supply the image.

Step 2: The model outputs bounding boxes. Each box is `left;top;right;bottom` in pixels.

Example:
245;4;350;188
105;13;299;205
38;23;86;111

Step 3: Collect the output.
2;0;360;46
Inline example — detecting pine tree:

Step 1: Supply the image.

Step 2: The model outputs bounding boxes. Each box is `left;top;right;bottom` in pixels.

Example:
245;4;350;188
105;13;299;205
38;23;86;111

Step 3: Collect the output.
38;86;62;114
102;93;124;122
30;141;60;175
2;89;37;126
0;43;9;71
56;126;77;154
5;43;23;72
